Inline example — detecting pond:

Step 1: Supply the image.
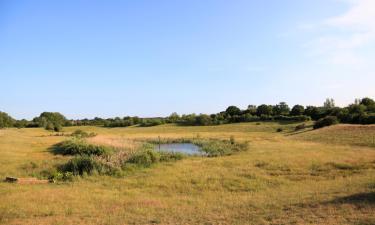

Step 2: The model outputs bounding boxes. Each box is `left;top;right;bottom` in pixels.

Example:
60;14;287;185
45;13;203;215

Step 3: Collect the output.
155;143;204;155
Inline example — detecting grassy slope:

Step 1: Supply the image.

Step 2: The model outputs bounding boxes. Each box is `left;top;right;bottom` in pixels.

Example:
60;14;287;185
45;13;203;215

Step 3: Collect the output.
291;124;375;147
0;122;374;225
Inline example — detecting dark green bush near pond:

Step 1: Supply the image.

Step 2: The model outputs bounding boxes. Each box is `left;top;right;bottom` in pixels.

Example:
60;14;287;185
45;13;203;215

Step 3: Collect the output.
54;138;111;156
127;149;161;167
126;146;185;167
159;151;185;162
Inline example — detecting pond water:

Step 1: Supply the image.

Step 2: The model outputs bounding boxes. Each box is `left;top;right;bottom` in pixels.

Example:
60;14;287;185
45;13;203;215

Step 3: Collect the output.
155;143;204;155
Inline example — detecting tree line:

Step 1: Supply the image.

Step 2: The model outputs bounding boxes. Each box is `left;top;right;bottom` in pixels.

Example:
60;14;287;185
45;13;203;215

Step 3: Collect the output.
1;97;374;130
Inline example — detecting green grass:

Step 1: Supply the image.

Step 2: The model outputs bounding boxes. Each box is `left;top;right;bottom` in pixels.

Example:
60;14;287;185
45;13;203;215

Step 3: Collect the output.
0;122;374;224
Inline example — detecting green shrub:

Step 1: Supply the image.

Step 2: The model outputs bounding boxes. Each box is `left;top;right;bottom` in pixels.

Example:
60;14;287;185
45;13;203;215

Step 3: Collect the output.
55;138;110;156
60;156;102;175
71;129;97;138
159;151;185;162
50;171;74;182
127;149;160;167
313;116;339;129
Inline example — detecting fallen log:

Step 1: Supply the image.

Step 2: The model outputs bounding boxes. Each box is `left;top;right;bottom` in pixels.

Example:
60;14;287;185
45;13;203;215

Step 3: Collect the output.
4;177;50;184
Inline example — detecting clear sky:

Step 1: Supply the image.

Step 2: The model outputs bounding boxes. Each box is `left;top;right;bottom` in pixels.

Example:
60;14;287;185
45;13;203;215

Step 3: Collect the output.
1;0;374;119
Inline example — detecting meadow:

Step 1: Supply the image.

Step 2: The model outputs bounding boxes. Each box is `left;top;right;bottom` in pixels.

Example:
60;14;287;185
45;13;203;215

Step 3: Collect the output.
0;122;374;225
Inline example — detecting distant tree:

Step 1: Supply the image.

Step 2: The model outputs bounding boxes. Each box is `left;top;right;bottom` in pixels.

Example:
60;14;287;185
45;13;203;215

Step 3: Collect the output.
256;104;273;116
304;106;324;120
36;112;67;132
323;98;335;108
195;114;212;126
347;104;366;114
14;119;29;128
168;112;180;123
273;102;290;115
247;105;257;115
290;105;305;116
360;97;375;112
225;106;241;116
0;111;15;128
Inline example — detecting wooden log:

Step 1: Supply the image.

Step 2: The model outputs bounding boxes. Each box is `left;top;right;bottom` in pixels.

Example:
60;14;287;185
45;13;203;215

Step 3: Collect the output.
4;177;50;184
5;177;18;183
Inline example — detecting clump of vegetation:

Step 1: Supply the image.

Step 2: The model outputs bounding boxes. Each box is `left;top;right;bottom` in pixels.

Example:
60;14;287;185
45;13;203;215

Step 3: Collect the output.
127;149;161;167
54;138;111;156
49;171;74;182
159;151;185;162
313;116;339;129
276;128;283;132
71;129;97;138
60;156;103;175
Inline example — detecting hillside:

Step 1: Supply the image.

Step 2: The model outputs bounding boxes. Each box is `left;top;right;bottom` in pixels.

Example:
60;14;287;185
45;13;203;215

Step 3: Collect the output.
292;124;375;147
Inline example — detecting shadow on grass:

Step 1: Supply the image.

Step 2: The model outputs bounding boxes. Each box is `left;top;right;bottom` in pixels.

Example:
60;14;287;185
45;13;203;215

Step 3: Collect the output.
284;128;313;136
326;192;375;205
47;143;64;155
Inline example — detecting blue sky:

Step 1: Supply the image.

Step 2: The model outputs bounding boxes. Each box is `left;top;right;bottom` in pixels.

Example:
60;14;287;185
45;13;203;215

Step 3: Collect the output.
1;0;374;119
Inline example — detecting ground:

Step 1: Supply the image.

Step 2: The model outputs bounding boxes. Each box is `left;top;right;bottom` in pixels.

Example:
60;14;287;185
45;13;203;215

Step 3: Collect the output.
0;122;374;225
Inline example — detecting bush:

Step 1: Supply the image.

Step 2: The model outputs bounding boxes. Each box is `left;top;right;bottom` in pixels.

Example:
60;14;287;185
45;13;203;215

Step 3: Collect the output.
61;156;102;175
159;152;185;162
55;138;111;156
127;149;160;167
71;129;97;138
50;171;74;182
313;116;339;129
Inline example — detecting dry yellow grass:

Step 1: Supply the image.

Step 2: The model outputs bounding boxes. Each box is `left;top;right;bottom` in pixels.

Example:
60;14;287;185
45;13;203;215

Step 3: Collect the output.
0;123;374;225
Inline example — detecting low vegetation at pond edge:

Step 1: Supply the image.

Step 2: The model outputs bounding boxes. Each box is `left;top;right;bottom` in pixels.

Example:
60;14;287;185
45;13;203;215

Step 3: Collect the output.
49;136;247;180
146;137;248;157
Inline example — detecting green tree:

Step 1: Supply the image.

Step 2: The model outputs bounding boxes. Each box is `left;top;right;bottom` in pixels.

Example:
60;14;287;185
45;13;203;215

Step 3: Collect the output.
36;112;67;131
168;112;180;123
225;106;241;116
256;104;273;116
324;98;335;108
290;105;305;116
0;111;15;128
273;102;290;115
360;97;375;112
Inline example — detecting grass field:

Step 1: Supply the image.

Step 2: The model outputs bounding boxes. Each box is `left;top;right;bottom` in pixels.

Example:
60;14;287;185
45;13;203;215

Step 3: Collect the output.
0;122;374;225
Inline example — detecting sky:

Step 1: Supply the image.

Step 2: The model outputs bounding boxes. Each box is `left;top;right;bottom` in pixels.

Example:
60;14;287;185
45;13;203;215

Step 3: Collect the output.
1;0;374;119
